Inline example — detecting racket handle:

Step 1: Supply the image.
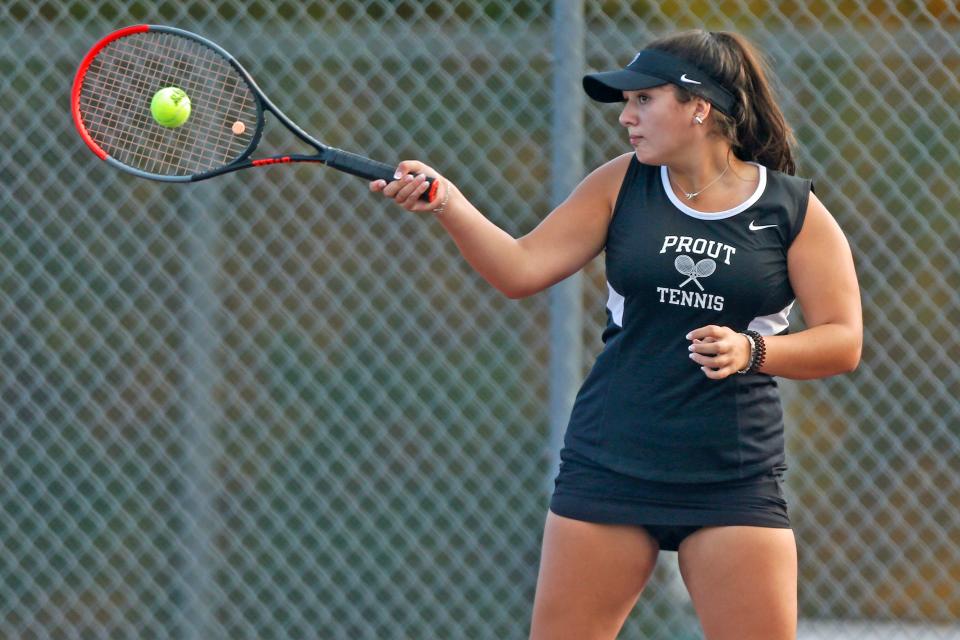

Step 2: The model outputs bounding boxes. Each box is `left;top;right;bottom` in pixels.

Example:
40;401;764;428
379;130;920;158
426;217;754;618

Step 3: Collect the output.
325;148;436;202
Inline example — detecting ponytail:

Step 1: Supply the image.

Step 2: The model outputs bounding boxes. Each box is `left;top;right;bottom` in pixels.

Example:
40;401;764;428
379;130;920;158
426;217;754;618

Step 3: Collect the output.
649;30;798;175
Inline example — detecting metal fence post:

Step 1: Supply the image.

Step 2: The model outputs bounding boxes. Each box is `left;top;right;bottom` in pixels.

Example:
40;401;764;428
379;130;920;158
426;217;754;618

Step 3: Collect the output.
180;190;219;640
547;0;584;492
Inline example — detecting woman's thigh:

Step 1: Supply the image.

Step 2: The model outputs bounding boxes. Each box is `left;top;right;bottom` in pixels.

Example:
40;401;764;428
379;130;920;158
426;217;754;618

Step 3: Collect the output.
529;511;660;640
678;525;797;640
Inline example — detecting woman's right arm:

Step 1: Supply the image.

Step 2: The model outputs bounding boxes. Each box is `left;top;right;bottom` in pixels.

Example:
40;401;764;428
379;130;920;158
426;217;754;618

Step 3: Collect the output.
371;153;633;298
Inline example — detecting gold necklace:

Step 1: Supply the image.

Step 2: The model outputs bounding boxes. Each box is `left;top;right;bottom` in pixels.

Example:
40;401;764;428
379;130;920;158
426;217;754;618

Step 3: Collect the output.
670;163;730;200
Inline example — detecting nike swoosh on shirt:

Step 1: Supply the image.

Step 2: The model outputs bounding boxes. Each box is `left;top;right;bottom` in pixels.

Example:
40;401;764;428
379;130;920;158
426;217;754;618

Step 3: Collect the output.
748;220;778;231
680;74;702;84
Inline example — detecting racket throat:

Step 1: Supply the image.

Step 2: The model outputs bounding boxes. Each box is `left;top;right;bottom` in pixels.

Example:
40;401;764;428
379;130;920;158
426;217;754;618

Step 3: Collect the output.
251;155;324;167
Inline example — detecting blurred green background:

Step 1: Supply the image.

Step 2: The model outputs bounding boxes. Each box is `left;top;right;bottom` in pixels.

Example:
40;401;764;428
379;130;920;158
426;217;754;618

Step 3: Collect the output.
2;1;958;638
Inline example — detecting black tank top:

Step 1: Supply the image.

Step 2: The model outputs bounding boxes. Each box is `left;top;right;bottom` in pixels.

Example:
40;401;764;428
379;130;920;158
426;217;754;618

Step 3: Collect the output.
562;158;812;482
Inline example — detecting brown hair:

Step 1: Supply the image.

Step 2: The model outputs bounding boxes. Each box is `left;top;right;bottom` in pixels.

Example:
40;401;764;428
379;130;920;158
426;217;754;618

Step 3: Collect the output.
648;30;797;175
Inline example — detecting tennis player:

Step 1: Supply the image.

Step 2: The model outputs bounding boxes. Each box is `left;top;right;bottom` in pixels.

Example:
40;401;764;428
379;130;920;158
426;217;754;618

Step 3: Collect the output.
372;29;861;640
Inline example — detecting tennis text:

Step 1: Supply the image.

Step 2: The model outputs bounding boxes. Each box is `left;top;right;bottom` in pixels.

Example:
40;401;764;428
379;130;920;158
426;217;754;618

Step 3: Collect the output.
656;287;725;311
659;235;737;265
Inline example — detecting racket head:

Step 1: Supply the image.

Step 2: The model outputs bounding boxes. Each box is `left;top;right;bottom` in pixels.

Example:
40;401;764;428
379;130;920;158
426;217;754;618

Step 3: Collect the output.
71;25;265;181
694;259;716;277
674;254;696;275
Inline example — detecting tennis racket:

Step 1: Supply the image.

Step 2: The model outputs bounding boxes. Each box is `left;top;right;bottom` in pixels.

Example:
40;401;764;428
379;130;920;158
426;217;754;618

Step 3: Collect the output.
71;24;438;201
675;255;716;291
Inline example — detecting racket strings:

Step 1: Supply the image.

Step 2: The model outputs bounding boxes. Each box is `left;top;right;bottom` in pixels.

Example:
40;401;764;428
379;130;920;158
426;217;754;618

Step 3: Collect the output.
78;31;258;176
90;34;251;172
119;34;252;172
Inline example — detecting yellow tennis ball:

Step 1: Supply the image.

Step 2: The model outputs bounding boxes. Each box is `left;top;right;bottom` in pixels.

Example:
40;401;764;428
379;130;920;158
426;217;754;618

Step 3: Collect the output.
150;87;191;128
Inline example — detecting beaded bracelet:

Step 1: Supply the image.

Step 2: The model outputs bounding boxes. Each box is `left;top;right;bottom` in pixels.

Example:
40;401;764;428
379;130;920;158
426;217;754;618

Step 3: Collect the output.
737;329;767;374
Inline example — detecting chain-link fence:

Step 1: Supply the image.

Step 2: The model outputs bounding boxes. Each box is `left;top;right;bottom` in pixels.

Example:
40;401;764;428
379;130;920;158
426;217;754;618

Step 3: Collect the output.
2;1;958;639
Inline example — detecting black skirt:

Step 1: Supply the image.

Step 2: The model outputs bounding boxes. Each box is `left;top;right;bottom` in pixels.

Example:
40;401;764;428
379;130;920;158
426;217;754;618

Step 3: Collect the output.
549;449;790;551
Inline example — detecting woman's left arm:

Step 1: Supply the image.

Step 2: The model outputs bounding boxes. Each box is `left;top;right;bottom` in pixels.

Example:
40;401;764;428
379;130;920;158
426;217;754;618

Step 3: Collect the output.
688;192;862;380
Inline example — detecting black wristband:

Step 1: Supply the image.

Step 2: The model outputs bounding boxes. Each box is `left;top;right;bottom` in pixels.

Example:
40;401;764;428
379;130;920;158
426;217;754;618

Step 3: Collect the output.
740;329;766;374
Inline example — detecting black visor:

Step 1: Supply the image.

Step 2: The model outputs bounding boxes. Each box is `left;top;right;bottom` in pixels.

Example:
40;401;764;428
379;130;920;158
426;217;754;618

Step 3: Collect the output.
583;49;736;116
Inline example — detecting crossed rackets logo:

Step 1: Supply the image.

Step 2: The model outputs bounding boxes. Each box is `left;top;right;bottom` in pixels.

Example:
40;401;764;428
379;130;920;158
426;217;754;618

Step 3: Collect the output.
674;255;716;290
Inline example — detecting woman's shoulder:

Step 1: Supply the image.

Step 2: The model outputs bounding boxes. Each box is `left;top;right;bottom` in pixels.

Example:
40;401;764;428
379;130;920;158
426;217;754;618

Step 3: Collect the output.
593;152;636;179
757;165;814;245
587;152;666;189
762;165;813;193
576;152;636;200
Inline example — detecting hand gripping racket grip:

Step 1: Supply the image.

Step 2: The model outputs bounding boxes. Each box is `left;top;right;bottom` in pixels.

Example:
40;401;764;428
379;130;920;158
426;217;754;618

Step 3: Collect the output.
325;148;438;202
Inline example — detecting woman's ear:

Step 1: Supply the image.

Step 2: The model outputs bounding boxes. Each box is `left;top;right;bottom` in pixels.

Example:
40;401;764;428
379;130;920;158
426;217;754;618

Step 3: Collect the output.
693;99;712;125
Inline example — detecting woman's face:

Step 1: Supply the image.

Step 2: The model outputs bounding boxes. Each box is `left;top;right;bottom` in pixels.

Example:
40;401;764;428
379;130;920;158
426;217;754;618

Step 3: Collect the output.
618;86;699;164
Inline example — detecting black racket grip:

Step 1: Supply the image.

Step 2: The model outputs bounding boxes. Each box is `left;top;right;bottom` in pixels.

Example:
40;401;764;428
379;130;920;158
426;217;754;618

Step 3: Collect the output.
325;148;437;202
